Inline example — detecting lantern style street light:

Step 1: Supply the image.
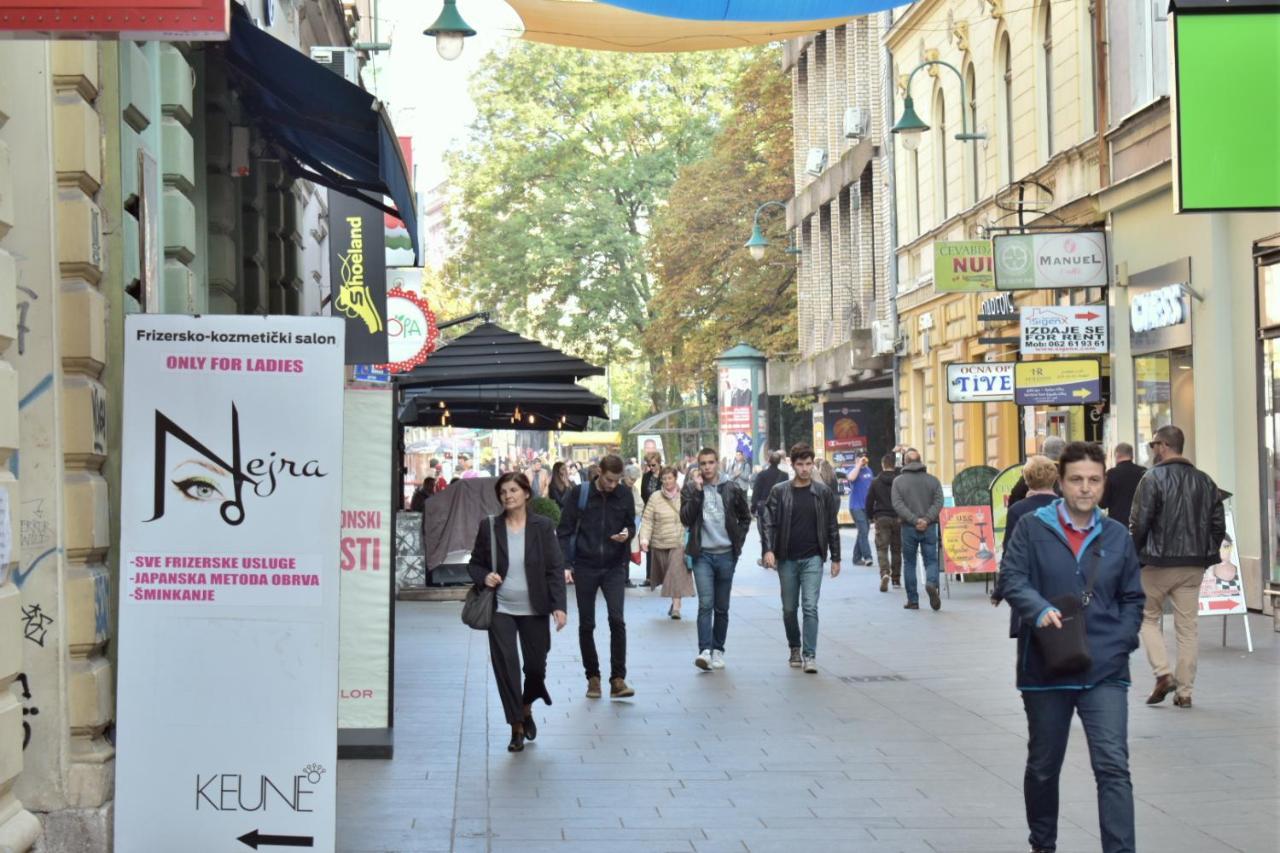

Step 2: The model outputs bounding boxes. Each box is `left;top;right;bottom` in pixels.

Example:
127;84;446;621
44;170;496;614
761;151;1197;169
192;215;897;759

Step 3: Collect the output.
424;0;476;61
890;59;987;151
744;200;801;262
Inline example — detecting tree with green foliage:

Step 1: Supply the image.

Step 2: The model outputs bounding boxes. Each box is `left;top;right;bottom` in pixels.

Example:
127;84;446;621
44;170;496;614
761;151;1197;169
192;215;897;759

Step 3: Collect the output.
646;50;796;394
445;42;750;412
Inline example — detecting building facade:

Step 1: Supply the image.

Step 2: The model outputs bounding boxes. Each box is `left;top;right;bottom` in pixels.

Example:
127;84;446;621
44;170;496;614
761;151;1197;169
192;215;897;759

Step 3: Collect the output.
0;1;381;848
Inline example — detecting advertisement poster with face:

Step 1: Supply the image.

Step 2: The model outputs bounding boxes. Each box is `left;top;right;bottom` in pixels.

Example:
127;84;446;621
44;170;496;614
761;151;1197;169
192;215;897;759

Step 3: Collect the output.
718;366;753;462
116;316;345;853
1199;509;1247;616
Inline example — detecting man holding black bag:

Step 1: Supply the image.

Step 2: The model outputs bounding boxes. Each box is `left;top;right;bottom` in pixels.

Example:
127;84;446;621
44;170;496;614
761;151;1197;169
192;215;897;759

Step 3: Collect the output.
1000;442;1145;853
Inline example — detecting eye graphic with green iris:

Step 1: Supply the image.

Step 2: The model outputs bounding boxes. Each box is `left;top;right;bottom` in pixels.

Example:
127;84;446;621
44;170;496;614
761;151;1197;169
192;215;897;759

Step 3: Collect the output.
172;477;223;502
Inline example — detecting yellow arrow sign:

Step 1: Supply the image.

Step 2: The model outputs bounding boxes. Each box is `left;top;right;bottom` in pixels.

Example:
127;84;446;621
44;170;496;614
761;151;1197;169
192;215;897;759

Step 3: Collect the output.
1072;388;1092;399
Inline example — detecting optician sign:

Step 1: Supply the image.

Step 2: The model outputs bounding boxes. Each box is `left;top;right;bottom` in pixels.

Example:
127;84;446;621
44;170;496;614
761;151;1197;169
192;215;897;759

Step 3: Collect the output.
1019;305;1109;355
1013;359;1102;406
994;231;1109;290
933;240;995;292
0;0;229;39
116;315;344;853
946;362;1014;403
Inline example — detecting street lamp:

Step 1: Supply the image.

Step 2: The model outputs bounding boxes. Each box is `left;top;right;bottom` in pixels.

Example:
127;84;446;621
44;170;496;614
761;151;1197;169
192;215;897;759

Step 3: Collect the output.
890;59;986;150
424;0;476;61
744;200;801;262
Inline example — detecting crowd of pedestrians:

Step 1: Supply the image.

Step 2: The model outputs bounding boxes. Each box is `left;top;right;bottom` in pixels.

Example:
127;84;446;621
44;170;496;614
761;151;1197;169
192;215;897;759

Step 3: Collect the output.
458;427;1227;853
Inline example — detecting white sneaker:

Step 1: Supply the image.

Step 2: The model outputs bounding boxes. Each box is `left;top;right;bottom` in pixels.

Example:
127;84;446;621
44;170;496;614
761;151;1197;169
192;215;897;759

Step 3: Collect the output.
803;656;818;674
710;650;726;670
695;649;712;671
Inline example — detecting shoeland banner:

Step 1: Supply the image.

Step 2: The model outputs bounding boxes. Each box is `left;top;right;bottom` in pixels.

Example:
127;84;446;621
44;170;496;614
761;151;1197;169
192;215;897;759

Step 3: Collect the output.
116;315;345;853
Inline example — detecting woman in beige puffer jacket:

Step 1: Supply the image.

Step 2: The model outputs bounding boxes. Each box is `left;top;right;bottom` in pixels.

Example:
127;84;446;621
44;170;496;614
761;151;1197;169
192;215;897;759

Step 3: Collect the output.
639;466;694;617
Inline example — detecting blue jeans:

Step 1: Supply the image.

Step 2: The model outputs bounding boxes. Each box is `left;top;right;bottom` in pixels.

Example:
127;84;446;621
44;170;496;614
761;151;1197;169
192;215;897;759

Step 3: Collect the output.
851;509;872;562
1021;683;1135;853
900;524;939;604
778;556;823;657
692;551;736;652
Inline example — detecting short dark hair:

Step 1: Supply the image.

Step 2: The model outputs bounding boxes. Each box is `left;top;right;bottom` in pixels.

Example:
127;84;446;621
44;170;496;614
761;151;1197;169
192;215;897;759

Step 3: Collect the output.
769;450;785;465
1057;442;1106;479
599;454;625;475
697;447;719;460
881;453;896;469
1114;442;1134;460
495;472;532;501
788;442;815;462
1154;425;1185;454
904;448;922;464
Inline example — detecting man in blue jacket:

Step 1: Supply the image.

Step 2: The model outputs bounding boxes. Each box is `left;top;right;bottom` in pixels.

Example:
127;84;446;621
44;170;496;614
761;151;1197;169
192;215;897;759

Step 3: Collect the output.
845;453;875;567
1000;441;1145;853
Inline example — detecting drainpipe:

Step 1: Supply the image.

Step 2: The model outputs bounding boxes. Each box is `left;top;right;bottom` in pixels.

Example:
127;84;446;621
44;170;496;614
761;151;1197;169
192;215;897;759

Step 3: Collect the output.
883;12;902;444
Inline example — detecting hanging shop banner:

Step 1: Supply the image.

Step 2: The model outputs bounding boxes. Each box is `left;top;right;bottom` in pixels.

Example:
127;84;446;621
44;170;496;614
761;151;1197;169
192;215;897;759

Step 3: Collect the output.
379;287;439;373
994;231;1109;290
934;240;995;292
1013;359;1102;405
339;386;392;730
946;362;1014;403
116;315;344;853
329;193;388;365
939;506;999;574
1019;305;1109;356
1199;508;1247;616
989;463;1025;554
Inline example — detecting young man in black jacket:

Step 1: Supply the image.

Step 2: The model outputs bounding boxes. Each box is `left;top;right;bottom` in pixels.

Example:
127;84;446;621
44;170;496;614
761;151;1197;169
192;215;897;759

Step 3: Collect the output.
557;454;636;699
864;453;902;592
760;443;841;673
681;447;752;672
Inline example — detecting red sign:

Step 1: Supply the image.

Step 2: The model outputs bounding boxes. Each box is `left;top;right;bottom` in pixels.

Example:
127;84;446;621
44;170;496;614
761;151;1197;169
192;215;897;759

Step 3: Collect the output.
0;0;228;39
377;289;439;374
719;406;751;432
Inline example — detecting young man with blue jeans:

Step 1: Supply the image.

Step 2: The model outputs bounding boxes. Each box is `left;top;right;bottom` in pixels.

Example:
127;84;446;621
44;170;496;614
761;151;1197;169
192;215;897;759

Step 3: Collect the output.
1001;441;1144;853
890;449;944;610
846;455;874;566
681;447;752;671
761;443;841;672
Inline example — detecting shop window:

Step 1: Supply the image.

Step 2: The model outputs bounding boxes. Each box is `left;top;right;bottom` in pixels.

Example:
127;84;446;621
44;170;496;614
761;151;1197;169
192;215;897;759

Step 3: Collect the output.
1134;348;1194;465
1259;258;1280;584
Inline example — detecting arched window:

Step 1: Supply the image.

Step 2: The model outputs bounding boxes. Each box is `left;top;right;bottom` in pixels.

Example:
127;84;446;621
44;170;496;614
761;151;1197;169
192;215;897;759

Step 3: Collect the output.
999;33;1014;184
933;87;948;224
910;145;922;238
964;61;979;206
1040;0;1055;158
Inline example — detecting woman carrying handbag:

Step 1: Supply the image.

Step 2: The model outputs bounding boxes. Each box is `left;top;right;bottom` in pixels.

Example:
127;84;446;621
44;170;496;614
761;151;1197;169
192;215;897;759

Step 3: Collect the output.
467;472;568;752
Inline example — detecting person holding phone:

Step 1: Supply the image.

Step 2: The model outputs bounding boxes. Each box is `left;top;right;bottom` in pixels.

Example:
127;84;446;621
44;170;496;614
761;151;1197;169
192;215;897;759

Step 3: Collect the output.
556;454;636;699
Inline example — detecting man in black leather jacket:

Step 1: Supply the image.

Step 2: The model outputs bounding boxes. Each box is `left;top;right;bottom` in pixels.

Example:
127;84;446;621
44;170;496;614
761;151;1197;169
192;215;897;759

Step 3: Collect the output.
759;443;842;673
1129;425;1225;709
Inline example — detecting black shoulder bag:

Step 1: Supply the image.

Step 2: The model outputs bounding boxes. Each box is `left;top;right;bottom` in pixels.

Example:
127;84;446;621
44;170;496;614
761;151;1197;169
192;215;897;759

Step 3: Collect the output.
1032;547;1099;677
461;516;498;630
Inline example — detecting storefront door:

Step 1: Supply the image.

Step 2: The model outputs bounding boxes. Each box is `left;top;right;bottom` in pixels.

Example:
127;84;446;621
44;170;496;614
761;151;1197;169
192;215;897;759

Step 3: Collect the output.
1256;249;1280;589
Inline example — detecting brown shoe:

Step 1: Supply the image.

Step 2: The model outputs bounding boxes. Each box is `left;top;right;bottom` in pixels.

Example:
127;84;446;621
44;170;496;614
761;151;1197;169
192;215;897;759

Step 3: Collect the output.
609;677;635;698
879;575;890;593
1173;695;1192;709
585;676;602;699
1146;674;1175;705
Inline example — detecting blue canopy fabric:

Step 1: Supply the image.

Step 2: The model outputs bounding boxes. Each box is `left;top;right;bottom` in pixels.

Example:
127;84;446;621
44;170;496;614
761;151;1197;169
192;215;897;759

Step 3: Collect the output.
593;0;893;21
224;7;419;262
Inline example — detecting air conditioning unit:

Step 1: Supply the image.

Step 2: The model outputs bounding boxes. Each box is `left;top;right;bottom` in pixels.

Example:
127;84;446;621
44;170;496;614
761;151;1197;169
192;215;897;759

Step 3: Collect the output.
805;147;828;176
843;107;869;140
872;320;897;356
310;47;360;85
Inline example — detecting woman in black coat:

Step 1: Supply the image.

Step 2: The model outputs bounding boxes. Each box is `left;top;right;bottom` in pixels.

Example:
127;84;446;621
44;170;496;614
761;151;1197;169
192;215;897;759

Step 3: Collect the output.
468;472;568;752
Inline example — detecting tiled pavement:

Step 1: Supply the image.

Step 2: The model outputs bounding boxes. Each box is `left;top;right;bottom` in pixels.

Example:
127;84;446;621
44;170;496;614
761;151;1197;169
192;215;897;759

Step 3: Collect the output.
339;530;1279;852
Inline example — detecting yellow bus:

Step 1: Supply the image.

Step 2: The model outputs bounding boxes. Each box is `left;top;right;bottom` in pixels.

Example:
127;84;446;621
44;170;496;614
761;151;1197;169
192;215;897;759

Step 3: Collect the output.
553;431;622;464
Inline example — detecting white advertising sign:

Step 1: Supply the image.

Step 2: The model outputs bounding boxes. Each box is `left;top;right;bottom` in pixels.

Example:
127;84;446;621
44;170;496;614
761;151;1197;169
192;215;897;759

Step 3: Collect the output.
946;362;1015;403
116;315;345;853
1019;305;1109;356
339;386;392;729
994;231;1109;290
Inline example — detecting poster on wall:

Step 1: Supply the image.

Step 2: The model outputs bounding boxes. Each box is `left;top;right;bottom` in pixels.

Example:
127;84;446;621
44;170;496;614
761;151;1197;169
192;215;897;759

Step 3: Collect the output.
718;365;753;463
1020;305;1109;355
939;506;999;574
994;231;1109;290
116;315;345;853
339;386;392;730
635;434;664;460
329;193;388;365
934;240;995;292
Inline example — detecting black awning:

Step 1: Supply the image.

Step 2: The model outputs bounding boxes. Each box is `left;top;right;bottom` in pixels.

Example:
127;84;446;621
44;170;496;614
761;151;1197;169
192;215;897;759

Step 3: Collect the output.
224;7;418;262
398;381;608;430
394;323;605;388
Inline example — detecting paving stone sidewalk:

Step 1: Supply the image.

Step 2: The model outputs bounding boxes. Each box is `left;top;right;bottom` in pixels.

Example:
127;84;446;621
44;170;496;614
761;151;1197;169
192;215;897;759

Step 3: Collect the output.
339;530;1279;853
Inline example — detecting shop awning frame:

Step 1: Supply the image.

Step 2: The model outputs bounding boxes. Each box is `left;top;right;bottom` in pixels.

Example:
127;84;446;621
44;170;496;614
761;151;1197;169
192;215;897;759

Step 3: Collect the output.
394;322;605;388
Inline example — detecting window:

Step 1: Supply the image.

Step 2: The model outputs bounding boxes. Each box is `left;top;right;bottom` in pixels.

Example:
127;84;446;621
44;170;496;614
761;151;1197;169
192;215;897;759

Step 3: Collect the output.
1039;0;1054;158
999;33;1015;184
1084;0;1098;136
910;145;922;238
933;88;948;224
1108;0;1170;121
964;61;979;205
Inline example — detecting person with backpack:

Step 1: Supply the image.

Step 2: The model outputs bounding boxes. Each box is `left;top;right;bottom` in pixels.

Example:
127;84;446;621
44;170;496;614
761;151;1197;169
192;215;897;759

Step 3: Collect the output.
556;454;636;700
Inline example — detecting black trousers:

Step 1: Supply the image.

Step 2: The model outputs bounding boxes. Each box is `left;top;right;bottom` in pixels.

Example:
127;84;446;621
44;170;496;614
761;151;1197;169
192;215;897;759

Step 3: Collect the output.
488;612;552;725
574;564;627;680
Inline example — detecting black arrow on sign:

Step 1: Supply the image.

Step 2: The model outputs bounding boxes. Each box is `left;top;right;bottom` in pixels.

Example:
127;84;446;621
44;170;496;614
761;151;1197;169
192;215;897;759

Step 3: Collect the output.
237;829;314;849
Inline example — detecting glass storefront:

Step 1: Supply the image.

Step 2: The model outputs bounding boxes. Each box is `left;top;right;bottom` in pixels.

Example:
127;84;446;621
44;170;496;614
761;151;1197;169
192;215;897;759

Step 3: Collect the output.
1134;348;1194;466
1258;255;1280;584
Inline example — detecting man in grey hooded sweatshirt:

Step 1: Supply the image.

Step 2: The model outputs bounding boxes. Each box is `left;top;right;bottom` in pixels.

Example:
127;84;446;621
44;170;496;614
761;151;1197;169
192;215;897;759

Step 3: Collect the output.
891;449;944;610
